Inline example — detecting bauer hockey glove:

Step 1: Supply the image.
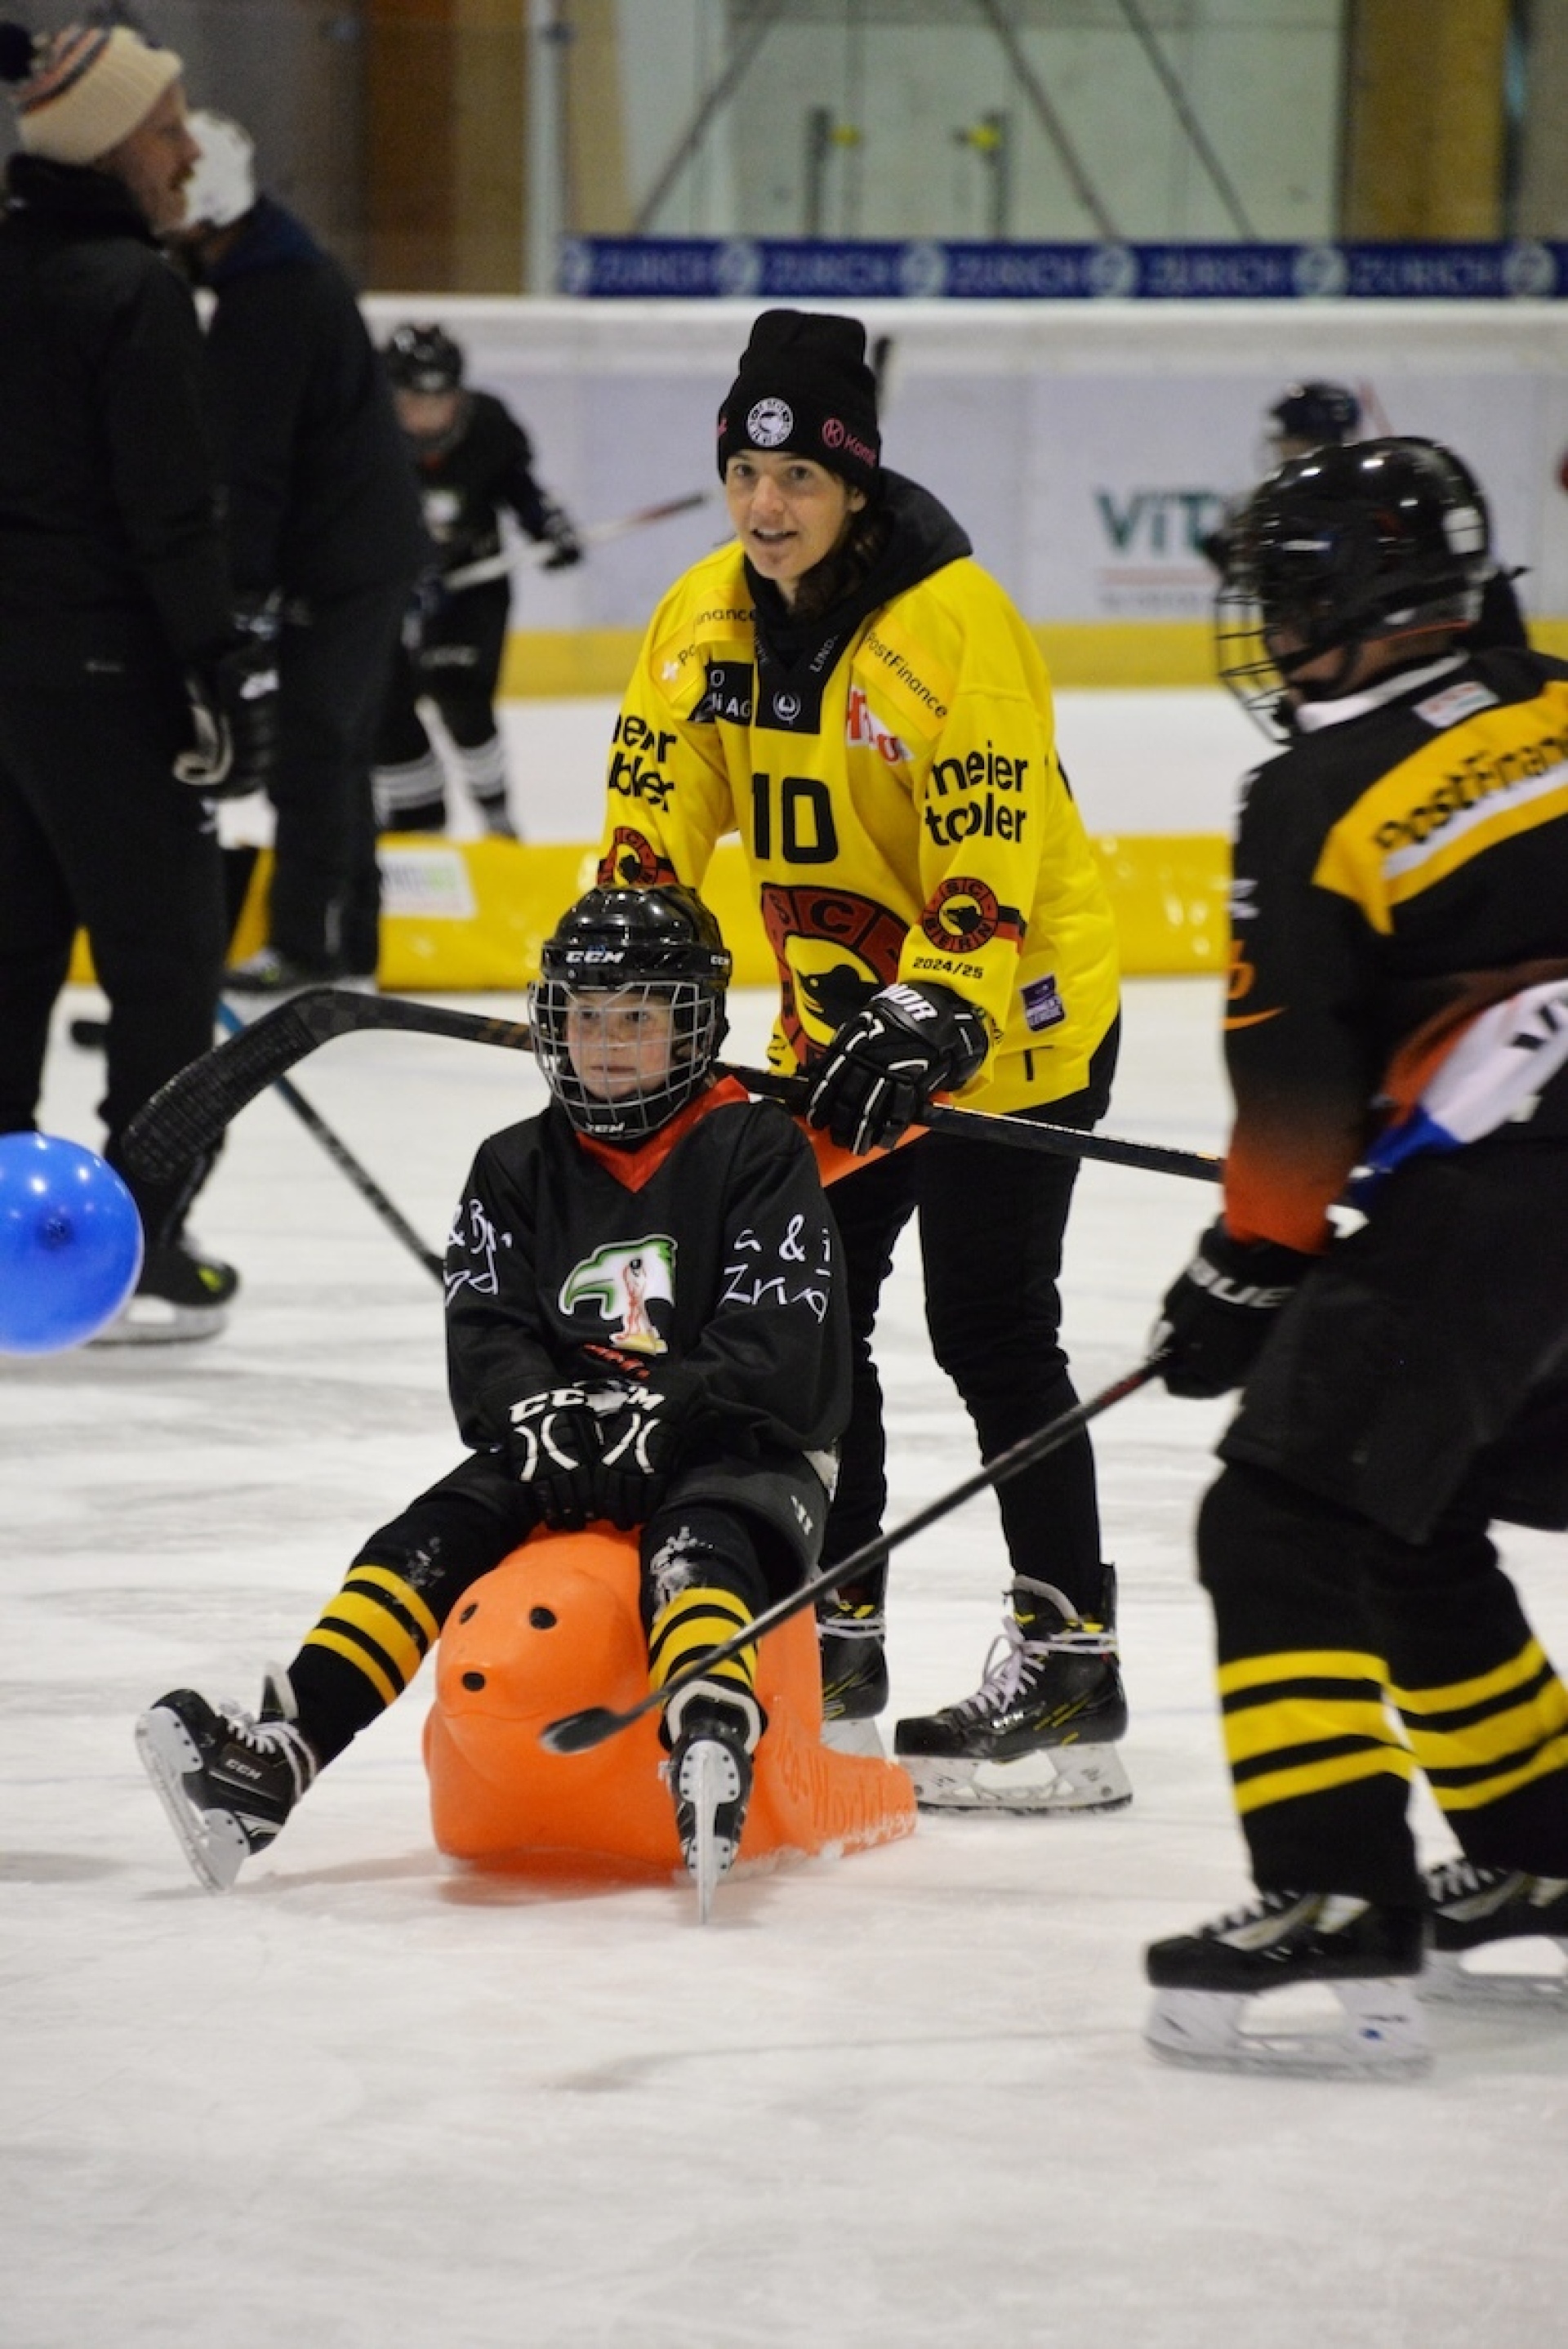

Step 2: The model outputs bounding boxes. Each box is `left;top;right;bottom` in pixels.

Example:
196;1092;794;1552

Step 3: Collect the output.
173;619;281;800
592;1376;702;1531
507;1388;604;1531
806;982;989;1157
1153;1220;1316;1399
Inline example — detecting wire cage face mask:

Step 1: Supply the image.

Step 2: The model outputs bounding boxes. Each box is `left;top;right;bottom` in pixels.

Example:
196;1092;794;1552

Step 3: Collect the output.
528;977;724;1139
1215;439;1491;740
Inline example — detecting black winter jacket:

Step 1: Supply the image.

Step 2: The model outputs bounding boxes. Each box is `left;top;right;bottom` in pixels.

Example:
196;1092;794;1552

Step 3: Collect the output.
0;154;233;684
198;197;427;604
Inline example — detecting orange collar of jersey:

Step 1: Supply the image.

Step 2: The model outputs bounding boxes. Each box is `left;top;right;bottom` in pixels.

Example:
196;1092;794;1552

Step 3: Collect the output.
572;1075;751;1191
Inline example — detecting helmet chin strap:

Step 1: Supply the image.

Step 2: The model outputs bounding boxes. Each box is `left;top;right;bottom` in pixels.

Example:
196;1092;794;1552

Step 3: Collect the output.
1285;641;1365;702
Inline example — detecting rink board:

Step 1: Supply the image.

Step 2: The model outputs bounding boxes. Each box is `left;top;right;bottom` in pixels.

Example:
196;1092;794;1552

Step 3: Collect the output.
69;831;1227;992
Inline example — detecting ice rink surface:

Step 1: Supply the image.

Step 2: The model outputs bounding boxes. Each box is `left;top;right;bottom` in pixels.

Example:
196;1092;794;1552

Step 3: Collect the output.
6;968;1568;2344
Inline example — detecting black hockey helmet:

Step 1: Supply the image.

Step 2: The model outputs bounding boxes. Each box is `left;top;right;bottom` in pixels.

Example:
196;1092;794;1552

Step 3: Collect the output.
528;886;732;1140
1215;436;1493;735
385;323;464;394
1267;380;1361;449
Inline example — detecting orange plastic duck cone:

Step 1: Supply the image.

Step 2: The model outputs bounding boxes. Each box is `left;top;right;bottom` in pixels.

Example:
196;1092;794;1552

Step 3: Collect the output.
424;1527;916;1878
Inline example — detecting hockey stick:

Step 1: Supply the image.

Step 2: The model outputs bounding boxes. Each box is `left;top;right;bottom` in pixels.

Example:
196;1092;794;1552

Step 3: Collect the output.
540;1355;1165;1755
122;988;1223;1191
214;1002;443;1284
441;490;717;592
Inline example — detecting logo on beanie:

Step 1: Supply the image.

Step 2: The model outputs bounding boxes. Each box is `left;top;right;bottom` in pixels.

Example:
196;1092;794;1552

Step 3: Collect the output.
821;417;876;470
746;398;794;448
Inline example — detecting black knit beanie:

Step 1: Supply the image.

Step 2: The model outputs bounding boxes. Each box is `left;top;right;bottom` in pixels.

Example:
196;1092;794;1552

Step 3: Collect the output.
716;310;880;491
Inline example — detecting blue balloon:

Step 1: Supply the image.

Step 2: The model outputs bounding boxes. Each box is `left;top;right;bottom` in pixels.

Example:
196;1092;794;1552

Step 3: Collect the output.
0;1133;145;1354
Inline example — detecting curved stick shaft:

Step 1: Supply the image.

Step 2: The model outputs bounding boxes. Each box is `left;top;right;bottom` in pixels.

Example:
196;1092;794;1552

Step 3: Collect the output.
540;1357;1165;1755
125;987;1222;1190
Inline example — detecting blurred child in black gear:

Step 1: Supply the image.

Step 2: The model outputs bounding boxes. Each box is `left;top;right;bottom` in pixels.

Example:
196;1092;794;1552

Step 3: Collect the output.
136;885;851;1901
372;323;582;841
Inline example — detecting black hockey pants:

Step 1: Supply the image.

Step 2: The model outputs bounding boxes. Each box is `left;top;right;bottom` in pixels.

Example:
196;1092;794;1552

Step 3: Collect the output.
374;580;510;830
1197;1135;1568;1907
286;1445;822;1765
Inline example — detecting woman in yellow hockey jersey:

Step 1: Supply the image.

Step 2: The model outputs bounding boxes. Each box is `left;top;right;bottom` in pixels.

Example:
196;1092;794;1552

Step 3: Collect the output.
598;308;1125;1813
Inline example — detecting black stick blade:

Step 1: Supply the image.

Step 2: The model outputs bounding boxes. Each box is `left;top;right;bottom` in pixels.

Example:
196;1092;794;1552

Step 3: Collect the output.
538;1705;629;1755
121;994;331;1180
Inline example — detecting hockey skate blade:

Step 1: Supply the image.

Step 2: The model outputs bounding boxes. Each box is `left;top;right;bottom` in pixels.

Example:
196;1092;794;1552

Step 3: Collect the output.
903;1742;1132;1814
678;1738;744;1925
821;1715;888;1759
135;1708;248;1894
1422;1943;1568;2008
1144;1979;1431;2079
91;1299;230;1347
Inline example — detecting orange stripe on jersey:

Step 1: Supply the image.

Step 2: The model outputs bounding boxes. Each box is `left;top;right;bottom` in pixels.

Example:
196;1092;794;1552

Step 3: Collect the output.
574;1076;751;1192
804;1117;926;1188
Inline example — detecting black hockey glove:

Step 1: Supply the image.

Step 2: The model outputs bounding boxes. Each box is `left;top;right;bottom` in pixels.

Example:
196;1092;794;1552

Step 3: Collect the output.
806;982;989;1157
506;1387;603;1531
592;1377;701;1531
1153;1220;1316;1400
173;618;280;800
537;499;583;573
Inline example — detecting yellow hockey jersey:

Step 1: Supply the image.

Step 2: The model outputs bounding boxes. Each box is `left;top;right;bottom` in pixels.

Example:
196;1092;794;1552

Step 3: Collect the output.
597;478;1119;1115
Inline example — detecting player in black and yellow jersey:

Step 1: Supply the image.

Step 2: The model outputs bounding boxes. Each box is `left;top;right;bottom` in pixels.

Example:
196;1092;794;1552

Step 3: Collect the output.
1146;439;1568;2074
598;310;1125;1812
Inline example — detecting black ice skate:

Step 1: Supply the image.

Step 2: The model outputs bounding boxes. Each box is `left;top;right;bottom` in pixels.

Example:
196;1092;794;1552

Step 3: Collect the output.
893;1573;1130;1812
136;1672;318;1892
666;1685;758;1924
91;1239;239;1345
1144;1891;1430;2078
817;1595;889;1757
224;946;341;997
1422;1858;1568;2006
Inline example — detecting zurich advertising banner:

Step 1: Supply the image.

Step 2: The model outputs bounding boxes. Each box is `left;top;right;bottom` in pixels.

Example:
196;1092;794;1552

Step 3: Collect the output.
560;237;1568;304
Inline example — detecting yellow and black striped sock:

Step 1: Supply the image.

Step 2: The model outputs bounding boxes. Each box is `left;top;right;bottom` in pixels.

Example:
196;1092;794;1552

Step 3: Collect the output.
287;1562;441;1763
1220;1643;1414;1820
1393;1636;1568;1829
648;1584;762;1749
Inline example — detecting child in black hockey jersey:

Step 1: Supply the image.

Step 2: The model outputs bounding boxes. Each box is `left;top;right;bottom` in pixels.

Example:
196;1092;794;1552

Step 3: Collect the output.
372;322;581;840
136;885;851;1900
1145;439;1568;2074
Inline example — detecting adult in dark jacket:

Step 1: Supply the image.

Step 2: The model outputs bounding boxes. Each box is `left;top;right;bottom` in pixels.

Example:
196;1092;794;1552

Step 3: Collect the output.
176;112;428;993
0;23;277;1341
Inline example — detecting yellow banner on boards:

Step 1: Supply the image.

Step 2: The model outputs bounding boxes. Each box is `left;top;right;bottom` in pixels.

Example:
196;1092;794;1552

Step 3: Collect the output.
69;831;1227;992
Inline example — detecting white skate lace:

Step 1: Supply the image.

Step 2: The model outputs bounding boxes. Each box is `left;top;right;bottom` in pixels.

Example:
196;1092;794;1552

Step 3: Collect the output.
945;1603;1116;1724
820;1607;886;1643
1426;1857;1568;1911
1424;1856;1505;1908
219;1699;318;1798
1205;1889;1305;1934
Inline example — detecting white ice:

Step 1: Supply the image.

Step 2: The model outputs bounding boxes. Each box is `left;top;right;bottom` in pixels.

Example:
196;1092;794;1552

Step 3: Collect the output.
6;713;1568;2347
